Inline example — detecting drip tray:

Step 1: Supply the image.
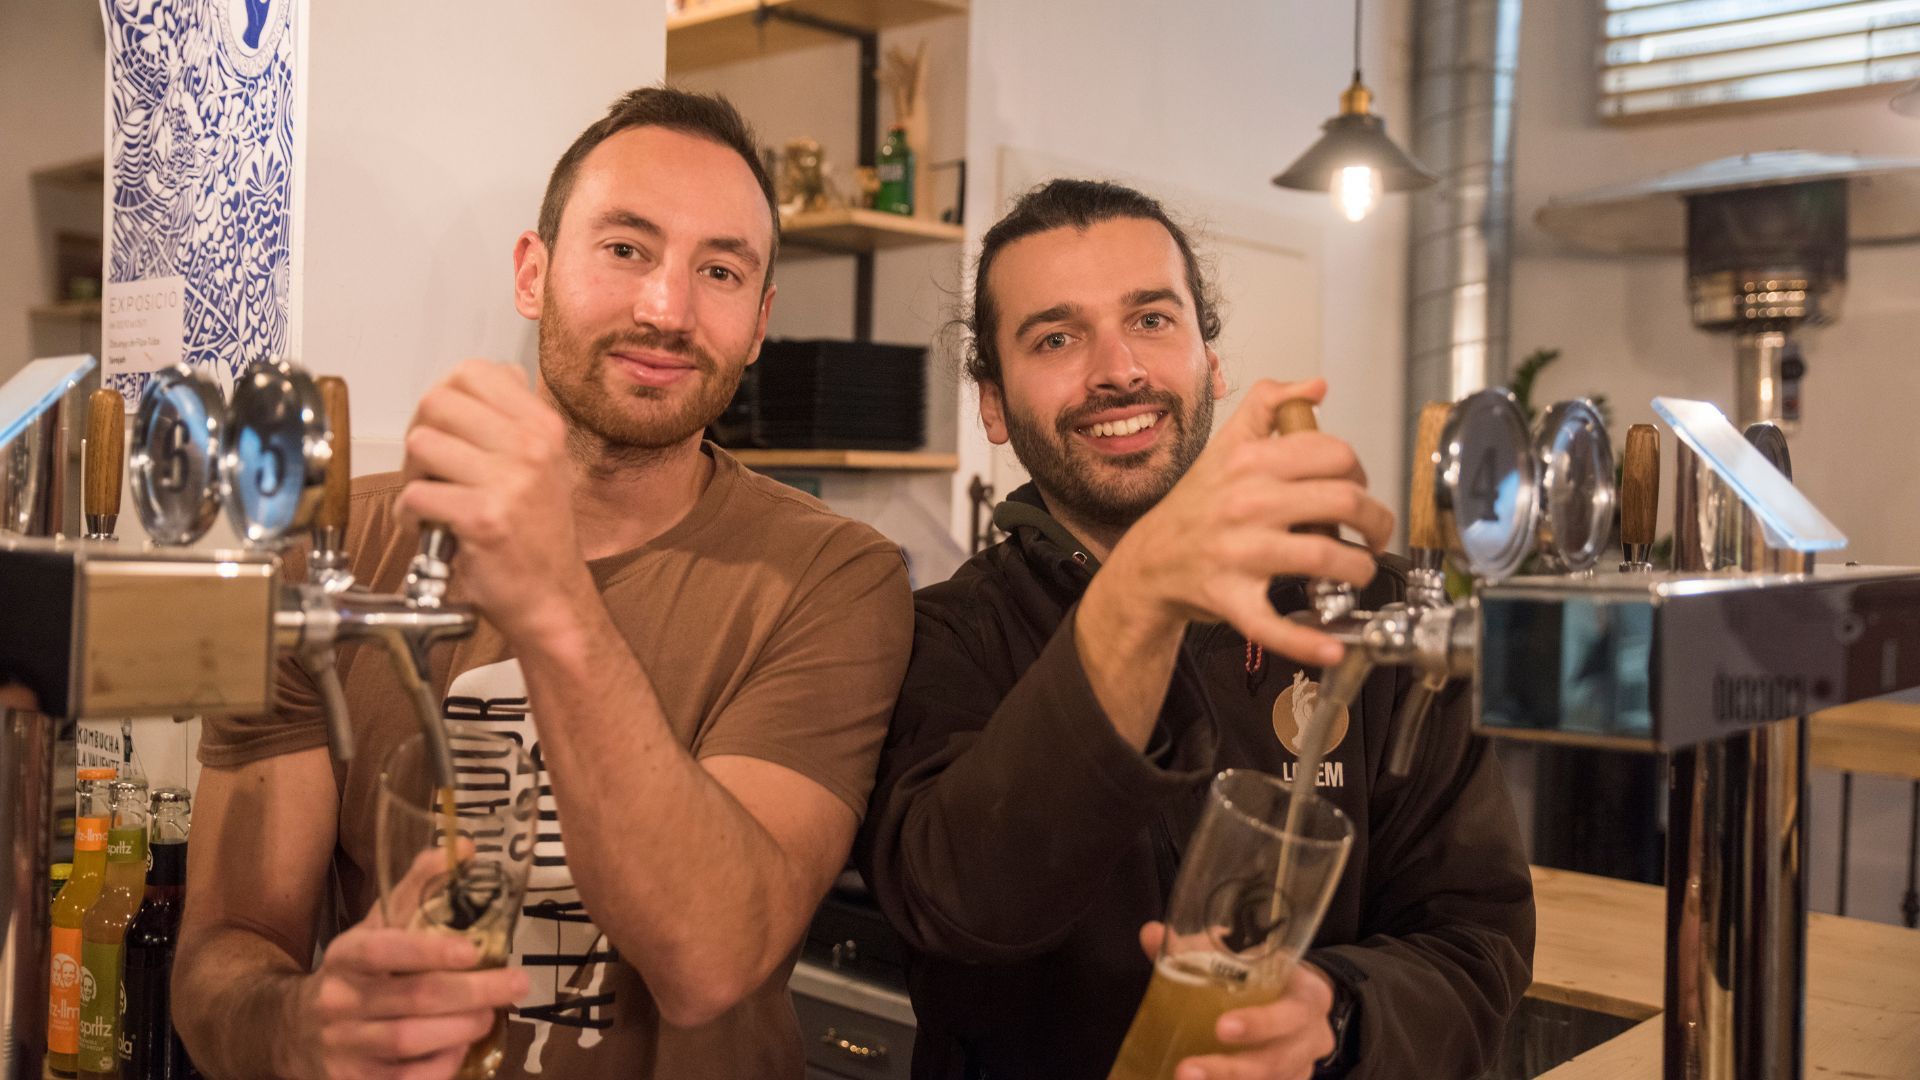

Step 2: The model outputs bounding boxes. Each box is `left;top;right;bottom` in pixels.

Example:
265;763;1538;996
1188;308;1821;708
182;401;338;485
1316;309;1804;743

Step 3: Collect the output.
1477;997;1641;1079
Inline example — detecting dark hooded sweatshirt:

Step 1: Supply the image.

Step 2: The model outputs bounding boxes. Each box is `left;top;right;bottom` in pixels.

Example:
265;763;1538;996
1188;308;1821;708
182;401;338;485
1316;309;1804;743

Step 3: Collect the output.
855;485;1534;1079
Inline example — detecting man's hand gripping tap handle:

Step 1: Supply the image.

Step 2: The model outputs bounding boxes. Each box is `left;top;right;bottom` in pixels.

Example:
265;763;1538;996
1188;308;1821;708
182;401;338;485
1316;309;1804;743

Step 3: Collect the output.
1279;401;1466;779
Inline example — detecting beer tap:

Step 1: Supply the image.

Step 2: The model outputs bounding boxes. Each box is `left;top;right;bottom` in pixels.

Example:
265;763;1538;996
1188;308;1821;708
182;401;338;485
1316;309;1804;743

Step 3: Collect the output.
1620;424;1660;573
1405;403;1452;609
1383;403;1458;775
1740;422;1811;575
1278;398;1359;625
1271;399;1380;772
1533;400;1616;579
253;371;472;791
1278;389;1608;777
83;389;123;542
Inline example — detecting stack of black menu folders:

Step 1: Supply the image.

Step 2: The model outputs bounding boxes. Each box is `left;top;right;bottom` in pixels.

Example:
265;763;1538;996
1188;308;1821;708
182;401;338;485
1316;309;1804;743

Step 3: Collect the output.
713;339;926;451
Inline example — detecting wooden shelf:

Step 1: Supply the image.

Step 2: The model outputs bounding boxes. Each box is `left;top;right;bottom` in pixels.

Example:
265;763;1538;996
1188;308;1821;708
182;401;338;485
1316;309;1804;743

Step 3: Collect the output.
731;449;957;471
780;207;963;256
31;155;105;189
28;300;101;321
667;0;966;74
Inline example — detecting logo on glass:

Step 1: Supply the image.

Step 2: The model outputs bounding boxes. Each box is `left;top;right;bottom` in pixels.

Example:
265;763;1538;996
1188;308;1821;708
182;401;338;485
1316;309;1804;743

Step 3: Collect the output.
1205;876;1292;960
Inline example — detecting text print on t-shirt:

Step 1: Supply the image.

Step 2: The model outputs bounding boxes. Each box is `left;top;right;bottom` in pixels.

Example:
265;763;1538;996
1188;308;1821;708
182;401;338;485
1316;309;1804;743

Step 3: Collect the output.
445;660;615;1070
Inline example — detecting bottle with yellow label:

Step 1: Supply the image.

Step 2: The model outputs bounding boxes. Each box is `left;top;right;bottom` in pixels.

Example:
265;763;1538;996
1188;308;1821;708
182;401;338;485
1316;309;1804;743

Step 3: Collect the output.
49;767;116;1078
78;777;148;1080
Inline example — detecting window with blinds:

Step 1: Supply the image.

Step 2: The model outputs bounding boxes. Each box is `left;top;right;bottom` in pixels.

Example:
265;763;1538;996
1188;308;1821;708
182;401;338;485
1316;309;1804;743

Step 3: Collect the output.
1600;0;1920;118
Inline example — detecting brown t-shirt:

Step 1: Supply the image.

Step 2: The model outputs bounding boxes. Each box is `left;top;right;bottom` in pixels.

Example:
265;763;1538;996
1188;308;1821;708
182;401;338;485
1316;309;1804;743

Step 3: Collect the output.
200;445;913;1079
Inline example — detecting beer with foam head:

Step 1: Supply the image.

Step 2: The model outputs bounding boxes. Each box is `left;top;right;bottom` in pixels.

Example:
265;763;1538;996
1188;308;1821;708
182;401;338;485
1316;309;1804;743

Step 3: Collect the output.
1107;953;1283;1080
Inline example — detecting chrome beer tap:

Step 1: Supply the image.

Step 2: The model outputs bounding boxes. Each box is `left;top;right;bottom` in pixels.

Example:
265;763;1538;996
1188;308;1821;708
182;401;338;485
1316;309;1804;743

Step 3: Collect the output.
1270;399;1374;774
1277;398;1359;626
121;360;470;789
237;368;472;790
1277;389;1609;777
0;357;472;1075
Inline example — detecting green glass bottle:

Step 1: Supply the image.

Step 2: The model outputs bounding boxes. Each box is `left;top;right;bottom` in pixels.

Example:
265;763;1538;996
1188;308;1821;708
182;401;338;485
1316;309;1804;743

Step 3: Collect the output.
77;777;148;1079
875;127;915;216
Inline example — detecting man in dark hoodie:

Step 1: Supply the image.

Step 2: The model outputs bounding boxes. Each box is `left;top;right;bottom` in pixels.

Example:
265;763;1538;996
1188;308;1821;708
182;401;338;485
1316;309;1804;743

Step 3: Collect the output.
856;179;1534;1080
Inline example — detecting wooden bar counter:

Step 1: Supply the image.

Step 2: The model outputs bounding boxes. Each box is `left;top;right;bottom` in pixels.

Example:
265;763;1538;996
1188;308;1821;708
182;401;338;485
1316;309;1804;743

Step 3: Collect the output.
1528;865;1920;1079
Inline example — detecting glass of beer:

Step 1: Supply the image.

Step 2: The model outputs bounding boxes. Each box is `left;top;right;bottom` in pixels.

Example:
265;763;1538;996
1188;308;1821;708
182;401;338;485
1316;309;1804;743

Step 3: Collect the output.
376;724;539;1080
1107;769;1354;1080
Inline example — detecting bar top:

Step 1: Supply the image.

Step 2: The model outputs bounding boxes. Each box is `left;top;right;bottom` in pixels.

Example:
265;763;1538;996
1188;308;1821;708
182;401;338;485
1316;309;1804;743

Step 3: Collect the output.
1529;865;1920;1079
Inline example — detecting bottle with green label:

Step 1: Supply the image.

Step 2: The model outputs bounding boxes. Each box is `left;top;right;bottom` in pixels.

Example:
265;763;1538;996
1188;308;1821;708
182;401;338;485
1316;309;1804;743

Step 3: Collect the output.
875;126;915;216
77;777;148;1080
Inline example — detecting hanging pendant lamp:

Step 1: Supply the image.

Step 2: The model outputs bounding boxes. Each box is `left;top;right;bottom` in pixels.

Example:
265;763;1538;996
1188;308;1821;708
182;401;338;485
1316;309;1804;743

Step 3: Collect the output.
1272;0;1436;222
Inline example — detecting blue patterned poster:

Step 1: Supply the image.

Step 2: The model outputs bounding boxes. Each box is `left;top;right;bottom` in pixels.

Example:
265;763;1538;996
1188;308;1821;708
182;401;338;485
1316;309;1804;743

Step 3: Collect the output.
100;0;304;406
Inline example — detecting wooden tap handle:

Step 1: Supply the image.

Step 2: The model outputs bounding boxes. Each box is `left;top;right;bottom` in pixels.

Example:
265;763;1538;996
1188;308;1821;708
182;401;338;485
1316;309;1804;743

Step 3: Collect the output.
1274;398;1319;439
1407;402;1451;552
1275;397;1338;540
84;388;124;521
1621;424;1660;548
316;376;351;532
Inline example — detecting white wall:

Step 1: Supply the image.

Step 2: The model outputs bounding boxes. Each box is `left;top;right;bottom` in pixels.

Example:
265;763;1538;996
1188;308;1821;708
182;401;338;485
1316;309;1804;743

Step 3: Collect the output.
0;3;105;377
301;1;667;468
958;0;1418;544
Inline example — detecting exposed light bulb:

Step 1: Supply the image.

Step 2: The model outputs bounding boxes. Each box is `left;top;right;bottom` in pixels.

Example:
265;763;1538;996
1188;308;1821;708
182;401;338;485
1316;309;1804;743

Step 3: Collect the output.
1332;165;1384;222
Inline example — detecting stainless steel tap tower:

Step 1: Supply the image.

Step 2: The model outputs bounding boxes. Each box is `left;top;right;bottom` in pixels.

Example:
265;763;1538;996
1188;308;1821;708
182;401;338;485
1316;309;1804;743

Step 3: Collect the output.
0;358;472;1078
1287;389;1910;1080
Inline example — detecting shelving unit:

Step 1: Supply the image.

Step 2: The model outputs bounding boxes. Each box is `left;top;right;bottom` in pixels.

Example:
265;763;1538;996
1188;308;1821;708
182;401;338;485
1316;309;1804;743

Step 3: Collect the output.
28;300;101;321
730;449;958;471
24;155;106;371
781;207;963;256
672;0;968;476
29;154;105;189
666;0;966;75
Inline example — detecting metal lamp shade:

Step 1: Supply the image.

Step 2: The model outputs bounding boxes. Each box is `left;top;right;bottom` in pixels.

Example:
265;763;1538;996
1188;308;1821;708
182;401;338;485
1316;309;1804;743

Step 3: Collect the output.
1272;112;1438;193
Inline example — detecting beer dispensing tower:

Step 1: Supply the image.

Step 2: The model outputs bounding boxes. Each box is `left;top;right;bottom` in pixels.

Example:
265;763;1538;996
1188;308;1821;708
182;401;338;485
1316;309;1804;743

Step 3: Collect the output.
0;359;469;1078
1285;387;1920;1080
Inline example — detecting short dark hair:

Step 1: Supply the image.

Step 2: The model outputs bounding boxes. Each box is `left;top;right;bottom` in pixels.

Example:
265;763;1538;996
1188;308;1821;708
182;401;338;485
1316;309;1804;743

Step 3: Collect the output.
537;85;780;284
963;179;1222;386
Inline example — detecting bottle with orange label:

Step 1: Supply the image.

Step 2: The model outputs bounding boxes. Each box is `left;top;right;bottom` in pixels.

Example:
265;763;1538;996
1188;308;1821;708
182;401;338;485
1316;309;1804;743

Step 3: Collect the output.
79;776;150;1079
49;766;116;1078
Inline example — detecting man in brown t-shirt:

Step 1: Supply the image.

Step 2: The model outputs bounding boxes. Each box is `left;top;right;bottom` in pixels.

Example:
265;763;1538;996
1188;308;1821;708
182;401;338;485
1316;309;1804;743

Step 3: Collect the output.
173;87;912;1079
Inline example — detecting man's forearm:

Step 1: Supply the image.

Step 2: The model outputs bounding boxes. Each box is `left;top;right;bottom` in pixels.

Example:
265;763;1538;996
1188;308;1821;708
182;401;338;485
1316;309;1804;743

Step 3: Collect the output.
1074;569;1185;748
174;925;307;1080
513;597;808;1025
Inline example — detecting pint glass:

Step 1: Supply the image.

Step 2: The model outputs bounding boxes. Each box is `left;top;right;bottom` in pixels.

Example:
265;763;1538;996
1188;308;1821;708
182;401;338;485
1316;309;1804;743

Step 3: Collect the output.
1107;770;1354;1080
376;725;538;1080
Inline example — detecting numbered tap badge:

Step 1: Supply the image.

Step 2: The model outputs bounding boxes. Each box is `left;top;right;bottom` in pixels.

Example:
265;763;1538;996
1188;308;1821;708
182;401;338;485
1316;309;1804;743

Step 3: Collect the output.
1535;400;1616;573
130;365;226;546
1436;388;1538;583
223;360;331;547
